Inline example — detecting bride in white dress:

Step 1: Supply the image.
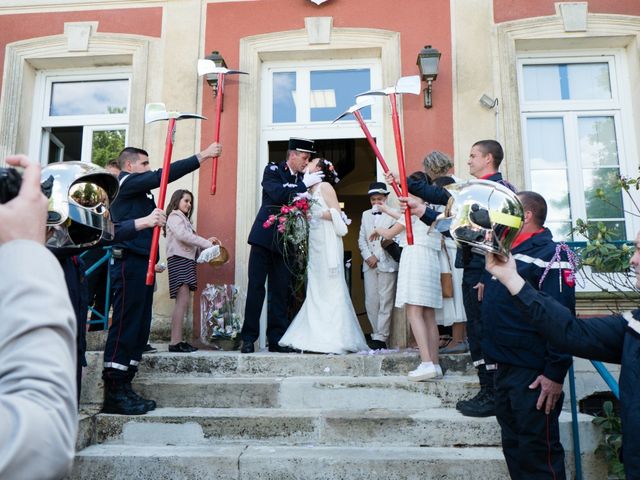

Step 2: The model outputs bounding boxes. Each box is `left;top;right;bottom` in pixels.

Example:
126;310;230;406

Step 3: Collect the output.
279;158;369;354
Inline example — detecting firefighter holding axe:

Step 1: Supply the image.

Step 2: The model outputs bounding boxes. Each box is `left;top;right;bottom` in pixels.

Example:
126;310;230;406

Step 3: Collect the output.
102;103;222;415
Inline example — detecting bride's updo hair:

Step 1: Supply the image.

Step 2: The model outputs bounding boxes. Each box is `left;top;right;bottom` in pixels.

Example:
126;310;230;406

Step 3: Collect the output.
314;158;340;185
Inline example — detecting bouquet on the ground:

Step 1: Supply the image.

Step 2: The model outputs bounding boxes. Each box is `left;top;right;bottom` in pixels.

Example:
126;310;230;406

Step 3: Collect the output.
200;284;244;347
263;192;315;291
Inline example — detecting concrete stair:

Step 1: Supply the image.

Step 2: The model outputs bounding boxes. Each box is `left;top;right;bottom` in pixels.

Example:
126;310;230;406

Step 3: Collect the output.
69;349;606;479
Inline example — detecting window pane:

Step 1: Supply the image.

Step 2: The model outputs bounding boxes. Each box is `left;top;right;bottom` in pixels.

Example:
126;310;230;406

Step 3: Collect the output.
272;72;296;123
530;170;571;221
578;116;619;167
583;168;624;219
522;63;611;101
92;129;126;167
310;69;371;122
526;118;567;169
546;222;573;242
568;64;611;100
600;221;626;241
523;65;562;101
50;79;129;116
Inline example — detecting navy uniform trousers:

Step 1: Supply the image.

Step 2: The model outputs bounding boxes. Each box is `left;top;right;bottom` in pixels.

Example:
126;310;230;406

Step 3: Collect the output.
462;269;484;365
242;244;292;346
103;252;154;384
495;365;565;479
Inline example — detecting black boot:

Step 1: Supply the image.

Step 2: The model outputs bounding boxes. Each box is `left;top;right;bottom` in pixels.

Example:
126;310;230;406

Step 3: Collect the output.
457;366;495;417
102;382;149;415
124;383;156;411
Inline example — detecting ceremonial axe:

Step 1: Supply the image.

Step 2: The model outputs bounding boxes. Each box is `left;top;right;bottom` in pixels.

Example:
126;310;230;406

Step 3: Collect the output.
143;102;206;286
197;59;248;195
356;75;421;245
333;96;402;198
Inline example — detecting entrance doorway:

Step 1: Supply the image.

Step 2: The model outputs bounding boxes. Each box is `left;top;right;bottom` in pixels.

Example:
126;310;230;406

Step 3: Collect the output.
268;138;378;334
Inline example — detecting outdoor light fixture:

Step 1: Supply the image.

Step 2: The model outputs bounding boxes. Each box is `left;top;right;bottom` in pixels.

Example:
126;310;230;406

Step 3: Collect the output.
416;45;441;108
203;51;227;97
479;94;498;109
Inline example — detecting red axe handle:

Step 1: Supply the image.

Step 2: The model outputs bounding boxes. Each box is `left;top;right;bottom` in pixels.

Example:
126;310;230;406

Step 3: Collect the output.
388;93;414;245
353;110;402;197
146;118;176;286
210;72;225;195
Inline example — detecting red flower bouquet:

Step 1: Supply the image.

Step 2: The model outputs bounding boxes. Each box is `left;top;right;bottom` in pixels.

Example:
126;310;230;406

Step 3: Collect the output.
263;192;315;290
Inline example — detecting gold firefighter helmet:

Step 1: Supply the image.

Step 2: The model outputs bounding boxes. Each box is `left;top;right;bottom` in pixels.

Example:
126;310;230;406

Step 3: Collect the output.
440;179;524;258
42;161;119;248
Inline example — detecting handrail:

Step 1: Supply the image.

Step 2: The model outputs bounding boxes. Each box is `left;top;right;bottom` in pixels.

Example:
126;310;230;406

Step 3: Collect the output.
567;359;620;480
590;360;620;400
79;246;112;331
568;365;583;480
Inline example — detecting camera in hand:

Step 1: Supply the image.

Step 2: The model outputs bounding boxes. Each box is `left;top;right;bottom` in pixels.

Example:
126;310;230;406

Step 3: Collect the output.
0;167;55;213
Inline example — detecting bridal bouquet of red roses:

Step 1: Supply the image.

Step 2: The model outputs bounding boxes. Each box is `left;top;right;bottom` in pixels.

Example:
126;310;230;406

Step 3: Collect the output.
263;192;315;290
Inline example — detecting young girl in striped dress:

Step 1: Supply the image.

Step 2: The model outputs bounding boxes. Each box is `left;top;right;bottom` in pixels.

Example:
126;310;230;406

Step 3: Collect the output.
165;189;219;353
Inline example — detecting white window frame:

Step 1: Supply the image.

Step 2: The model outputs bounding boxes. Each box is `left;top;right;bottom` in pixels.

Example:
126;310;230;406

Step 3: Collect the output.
517;51;640;242
29;67;131;164
260;58;384;184
80;125;129;163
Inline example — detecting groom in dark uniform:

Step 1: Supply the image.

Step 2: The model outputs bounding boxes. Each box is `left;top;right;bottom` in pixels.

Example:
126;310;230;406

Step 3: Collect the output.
241;138;324;353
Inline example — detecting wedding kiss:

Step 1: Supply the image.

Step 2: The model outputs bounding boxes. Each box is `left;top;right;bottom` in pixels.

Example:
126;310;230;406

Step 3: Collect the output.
241;137;367;354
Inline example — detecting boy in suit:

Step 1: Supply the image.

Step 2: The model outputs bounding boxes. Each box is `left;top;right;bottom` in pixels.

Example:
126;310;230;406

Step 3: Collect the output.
358;182;399;349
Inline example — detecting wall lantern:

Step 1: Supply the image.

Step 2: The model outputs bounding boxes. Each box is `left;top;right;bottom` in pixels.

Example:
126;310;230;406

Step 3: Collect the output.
203;50;227;97
416;45;441;109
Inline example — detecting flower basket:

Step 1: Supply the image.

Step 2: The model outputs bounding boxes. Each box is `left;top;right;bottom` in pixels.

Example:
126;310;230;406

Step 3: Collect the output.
200;284;244;348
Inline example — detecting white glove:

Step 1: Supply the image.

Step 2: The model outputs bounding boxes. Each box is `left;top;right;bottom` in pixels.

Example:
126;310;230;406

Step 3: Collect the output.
329;208;348;237
302;171;324;188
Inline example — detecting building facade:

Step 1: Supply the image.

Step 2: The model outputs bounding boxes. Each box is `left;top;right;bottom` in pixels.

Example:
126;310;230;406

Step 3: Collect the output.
1;0;639;343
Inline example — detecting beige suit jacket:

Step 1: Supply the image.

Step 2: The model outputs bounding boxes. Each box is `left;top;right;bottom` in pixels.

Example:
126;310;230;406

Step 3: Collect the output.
0;240;77;479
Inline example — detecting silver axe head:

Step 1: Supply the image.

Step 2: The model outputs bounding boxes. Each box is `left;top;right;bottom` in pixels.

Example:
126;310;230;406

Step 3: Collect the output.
332;96;375;123
144;103;207;124
356;75;421;98
197;59;248;77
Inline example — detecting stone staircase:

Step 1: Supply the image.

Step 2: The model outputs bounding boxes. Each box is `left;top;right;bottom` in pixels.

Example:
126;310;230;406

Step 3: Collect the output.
70;348;606;479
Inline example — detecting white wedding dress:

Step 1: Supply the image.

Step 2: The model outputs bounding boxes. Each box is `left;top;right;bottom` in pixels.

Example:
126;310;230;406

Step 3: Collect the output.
279;186;369;354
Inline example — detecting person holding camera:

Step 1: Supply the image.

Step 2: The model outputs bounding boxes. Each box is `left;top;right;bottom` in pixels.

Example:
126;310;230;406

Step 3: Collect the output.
0;155;77;479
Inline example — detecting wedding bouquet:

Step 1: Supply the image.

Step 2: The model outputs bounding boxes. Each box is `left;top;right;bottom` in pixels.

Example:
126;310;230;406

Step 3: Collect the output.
200;284;244;348
263;192;315;291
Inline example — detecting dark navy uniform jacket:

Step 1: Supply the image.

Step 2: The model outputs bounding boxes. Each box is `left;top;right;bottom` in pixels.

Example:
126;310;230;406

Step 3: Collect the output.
247;161;307;252
110;155;200;256
52;219;139;366
481;228;574;383
409;171;516;283
514;283;640;479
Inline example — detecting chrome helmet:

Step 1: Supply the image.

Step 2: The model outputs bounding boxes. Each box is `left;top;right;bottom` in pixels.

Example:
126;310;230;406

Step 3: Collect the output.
42;161;119;248
441;179;524;258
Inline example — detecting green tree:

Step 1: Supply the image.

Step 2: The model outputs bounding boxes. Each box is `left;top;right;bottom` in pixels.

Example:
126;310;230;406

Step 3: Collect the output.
91;129;125;167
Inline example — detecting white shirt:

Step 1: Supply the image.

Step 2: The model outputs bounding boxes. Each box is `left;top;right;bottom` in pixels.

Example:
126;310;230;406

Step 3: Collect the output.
358;208;399;273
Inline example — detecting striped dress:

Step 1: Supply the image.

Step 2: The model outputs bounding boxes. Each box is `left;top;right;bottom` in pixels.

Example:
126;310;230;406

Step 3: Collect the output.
167;255;197;298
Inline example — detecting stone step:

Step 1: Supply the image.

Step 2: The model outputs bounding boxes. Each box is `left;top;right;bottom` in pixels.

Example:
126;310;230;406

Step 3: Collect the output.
91;406;600;451
128;374;478;410
87;348;473;377
68;443;604;480
81;349;474;405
